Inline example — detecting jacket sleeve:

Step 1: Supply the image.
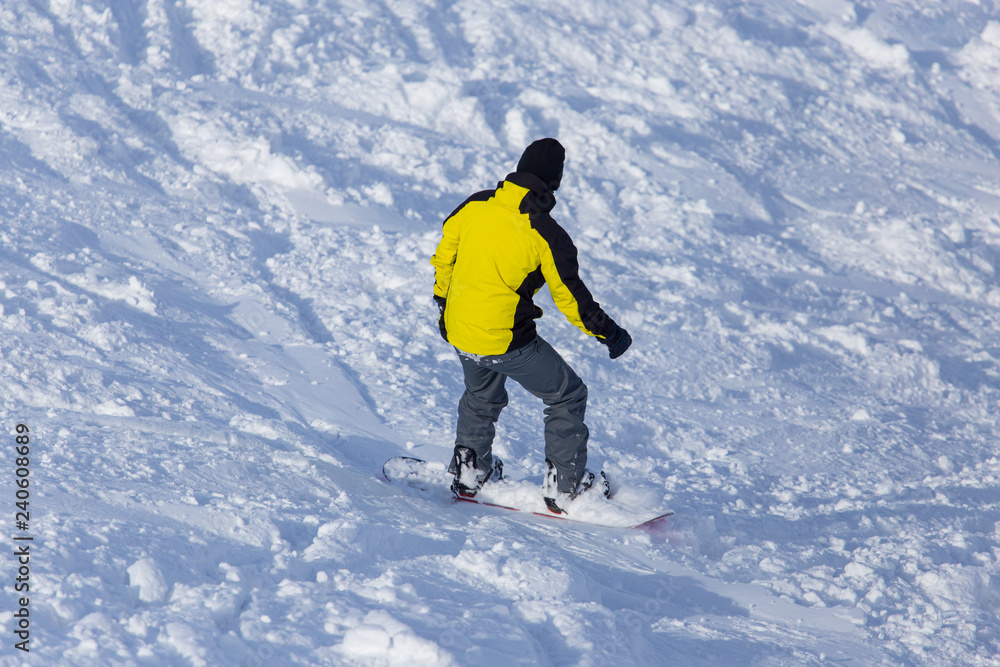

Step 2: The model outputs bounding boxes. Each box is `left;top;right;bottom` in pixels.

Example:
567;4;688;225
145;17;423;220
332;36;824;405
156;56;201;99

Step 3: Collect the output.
432;189;495;299
430;210;462;300
534;216;616;339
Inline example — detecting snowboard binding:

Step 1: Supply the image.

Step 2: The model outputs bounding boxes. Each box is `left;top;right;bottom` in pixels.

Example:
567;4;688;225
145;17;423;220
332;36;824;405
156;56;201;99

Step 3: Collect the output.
449;446;503;499
542;460;610;514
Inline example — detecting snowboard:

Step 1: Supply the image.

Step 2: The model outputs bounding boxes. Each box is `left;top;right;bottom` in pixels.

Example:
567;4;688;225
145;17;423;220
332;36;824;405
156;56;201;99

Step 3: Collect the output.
382;456;673;530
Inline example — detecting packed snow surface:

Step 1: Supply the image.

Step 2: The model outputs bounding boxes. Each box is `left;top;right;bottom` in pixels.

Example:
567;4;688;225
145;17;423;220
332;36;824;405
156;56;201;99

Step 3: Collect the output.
2;0;1000;665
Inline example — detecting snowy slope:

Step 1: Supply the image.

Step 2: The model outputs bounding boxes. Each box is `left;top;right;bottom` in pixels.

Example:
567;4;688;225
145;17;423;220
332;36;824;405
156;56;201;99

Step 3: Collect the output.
2;0;1000;664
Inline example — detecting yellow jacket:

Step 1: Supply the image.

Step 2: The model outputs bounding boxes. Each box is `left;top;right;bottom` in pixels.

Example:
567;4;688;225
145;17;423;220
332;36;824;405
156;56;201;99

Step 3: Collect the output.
431;172;616;356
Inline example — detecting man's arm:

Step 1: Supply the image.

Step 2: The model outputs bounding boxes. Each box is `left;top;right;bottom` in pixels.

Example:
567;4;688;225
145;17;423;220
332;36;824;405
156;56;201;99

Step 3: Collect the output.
533;215;610;335
431;189;494;300
532;215;631;358
430;200;475;343
430;213;460;301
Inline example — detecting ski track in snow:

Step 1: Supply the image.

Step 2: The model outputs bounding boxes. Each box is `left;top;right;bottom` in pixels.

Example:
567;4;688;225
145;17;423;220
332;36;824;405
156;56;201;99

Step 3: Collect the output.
2;0;1000;664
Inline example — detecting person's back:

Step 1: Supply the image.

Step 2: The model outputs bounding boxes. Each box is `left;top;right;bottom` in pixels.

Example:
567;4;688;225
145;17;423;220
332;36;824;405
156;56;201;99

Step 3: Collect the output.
435;177;547;356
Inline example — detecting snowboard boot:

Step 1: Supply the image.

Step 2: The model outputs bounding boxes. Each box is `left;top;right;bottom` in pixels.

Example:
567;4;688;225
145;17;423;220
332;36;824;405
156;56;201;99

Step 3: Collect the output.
450;446;503;499
542;460;610;514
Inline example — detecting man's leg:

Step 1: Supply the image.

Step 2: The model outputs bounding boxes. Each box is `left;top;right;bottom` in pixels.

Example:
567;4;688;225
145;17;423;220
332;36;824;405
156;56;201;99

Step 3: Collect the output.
494;338;589;494
449;354;508;475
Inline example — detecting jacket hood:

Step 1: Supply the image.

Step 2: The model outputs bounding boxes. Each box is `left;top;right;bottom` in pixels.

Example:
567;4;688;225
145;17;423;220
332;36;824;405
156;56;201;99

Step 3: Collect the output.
504;171;556;214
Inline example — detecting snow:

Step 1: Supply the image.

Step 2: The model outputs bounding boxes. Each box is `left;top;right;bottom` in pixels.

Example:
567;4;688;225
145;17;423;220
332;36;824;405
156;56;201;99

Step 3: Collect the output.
1;0;1000;664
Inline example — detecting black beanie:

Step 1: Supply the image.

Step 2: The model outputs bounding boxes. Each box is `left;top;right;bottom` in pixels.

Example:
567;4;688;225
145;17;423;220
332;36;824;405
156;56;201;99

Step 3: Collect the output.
516;138;565;191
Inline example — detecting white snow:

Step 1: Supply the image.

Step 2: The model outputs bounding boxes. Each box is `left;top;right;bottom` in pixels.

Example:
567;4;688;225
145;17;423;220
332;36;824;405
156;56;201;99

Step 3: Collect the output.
2;0;1000;664
127;558;169;604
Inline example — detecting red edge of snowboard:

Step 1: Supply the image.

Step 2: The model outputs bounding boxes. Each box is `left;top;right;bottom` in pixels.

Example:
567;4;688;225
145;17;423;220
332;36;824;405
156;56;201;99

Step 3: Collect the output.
456;495;673;531
383;457;672;531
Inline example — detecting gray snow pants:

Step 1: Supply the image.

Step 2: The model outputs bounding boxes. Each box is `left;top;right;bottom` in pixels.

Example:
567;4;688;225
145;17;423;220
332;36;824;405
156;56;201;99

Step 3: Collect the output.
449;336;589;494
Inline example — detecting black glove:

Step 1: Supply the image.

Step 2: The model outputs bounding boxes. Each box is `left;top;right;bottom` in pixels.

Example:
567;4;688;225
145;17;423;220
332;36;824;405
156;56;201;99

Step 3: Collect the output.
434;296;448;341
599;324;632;360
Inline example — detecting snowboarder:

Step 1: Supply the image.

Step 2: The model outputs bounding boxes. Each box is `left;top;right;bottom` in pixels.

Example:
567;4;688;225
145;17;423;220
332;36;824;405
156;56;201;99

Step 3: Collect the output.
430;138;632;513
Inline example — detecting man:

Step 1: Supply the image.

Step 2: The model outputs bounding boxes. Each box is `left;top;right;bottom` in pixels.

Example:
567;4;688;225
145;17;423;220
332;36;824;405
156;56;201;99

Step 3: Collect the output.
430;138;631;514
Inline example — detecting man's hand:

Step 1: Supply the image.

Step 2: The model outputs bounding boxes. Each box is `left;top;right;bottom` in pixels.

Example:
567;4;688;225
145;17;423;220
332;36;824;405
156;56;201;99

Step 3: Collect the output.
599;324;632;359
434;296;448;341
